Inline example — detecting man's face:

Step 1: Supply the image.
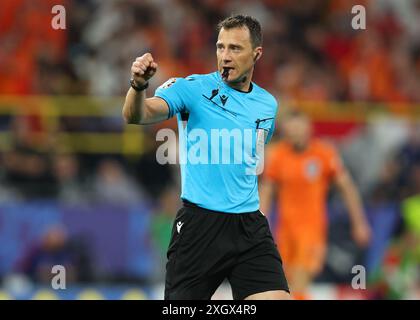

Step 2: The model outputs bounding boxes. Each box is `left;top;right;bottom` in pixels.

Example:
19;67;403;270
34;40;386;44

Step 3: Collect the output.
216;27;262;83
282;116;312;148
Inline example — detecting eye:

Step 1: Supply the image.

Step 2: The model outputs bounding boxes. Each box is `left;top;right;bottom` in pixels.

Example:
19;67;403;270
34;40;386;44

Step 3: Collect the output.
231;46;241;52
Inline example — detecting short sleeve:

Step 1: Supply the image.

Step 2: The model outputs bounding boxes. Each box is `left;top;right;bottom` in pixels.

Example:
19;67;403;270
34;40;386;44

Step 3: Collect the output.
154;77;191;118
323;143;344;180
265;118;276;144
264;145;281;182
265;97;279;144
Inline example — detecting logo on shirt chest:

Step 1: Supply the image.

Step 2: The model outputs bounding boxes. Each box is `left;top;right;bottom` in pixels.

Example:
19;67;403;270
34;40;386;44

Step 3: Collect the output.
304;159;322;180
220;94;228;106
202;89;235;116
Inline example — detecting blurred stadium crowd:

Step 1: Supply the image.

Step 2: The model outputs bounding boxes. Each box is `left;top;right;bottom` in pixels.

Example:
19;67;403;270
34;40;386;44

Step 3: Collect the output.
2;0;420;100
0;0;420;299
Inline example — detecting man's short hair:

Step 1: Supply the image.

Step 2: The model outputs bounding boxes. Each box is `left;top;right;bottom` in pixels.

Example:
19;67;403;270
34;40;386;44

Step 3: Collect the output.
280;109;310;124
217;15;262;48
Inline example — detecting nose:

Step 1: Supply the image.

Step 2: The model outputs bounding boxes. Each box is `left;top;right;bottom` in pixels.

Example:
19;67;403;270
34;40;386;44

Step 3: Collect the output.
221;51;232;64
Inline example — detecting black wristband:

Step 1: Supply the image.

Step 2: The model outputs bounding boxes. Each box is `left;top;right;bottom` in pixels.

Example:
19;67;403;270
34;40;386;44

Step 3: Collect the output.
130;79;149;91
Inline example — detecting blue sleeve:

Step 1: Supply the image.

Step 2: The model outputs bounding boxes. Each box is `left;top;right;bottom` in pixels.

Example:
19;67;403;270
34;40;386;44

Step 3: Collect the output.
265;99;279;144
266;119;275;144
154;77;192;118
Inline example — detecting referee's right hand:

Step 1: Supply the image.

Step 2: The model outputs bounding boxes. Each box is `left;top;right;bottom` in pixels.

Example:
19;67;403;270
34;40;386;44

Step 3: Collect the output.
131;53;158;86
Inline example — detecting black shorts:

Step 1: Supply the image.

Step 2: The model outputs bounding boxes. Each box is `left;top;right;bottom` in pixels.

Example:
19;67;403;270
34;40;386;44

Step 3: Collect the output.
164;202;289;300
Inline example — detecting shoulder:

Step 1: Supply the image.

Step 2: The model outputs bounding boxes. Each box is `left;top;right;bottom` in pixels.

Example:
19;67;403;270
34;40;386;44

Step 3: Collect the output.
188;72;221;90
158;72;216;90
312;139;339;157
185;72;216;82
184;72;219;84
252;83;278;108
157;76;190;89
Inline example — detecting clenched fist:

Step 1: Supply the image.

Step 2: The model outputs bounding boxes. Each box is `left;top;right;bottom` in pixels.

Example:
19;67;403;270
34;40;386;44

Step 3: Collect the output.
131;53;158;86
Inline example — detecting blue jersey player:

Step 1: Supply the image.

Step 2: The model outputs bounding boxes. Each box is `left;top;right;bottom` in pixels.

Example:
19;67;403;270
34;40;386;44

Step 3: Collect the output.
123;15;290;300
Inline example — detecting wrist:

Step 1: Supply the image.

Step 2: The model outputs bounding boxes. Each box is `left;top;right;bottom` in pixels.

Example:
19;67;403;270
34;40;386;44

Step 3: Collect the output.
130;79;149;91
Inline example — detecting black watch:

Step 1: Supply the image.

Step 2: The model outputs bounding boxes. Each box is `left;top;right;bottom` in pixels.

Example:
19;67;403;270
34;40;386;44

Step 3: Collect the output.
130;79;149;91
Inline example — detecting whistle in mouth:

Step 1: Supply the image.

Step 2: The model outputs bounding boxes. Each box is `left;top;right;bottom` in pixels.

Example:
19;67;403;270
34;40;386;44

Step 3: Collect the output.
222;68;229;80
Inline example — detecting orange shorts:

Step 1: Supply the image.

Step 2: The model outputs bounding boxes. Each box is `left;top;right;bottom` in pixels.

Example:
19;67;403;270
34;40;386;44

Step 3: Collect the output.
276;224;327;276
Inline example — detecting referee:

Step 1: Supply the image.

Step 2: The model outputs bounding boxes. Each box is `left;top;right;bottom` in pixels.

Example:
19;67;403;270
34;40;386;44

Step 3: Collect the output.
123;15;290;300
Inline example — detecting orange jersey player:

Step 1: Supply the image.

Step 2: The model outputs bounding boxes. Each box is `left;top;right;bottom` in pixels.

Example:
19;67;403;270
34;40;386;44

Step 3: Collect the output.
260;110;371;300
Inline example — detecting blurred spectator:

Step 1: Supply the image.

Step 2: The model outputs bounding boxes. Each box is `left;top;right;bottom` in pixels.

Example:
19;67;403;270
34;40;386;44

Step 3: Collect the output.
368;164;420;299
91;158;145;204
17;225;93;284
150;188;180;281
1;0;419;103
2;116;56;199
52;153;87;204
394;124;420;199
135;129;178;202
401;165;420;262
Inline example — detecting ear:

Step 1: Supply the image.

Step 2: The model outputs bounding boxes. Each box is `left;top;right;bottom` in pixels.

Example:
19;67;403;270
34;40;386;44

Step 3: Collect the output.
253;48;263;63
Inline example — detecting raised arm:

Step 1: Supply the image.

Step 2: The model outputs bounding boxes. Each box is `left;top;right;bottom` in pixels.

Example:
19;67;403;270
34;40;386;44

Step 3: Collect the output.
122;53;170;125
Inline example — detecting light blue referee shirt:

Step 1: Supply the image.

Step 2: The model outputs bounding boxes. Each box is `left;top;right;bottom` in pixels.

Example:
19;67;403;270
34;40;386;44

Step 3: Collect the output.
155;71;278;213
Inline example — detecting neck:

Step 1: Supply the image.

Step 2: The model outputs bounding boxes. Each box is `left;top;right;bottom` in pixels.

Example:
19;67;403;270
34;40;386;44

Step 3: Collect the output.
290;141;308;152
225;69;253;92
228;78;251;92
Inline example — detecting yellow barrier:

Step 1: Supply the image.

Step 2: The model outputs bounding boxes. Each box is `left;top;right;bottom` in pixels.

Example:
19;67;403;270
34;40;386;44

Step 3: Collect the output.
0;96;155;155
282;100;420;121
0;96;419;154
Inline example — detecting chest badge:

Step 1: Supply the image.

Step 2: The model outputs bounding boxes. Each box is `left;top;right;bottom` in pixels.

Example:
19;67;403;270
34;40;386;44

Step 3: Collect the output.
304;159;321;180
